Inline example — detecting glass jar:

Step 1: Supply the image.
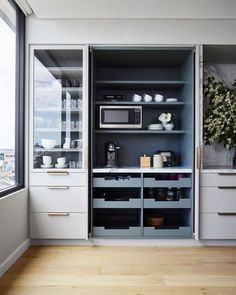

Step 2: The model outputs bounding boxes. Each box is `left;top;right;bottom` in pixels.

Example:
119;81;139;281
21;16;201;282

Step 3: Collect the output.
176;187;183;200
155;188;166;201
166;187;174;201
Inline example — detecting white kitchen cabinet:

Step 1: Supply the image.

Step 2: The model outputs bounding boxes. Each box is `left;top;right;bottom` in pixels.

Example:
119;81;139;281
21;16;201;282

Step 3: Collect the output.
200;172;236;239
30;213;87;239
29;45;88;240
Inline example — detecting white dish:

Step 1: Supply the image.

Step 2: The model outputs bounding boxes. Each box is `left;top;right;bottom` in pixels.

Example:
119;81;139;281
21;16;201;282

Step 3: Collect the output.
55;163;69;168
40;164;54;168
166;98;178;102
41;139;56;149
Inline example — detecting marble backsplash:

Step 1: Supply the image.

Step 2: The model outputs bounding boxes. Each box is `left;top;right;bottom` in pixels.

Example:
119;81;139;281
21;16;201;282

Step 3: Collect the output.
203;63;236;167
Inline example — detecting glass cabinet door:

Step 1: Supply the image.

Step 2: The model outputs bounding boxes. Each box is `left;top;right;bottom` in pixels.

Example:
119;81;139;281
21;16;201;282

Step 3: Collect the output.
32;48;86;170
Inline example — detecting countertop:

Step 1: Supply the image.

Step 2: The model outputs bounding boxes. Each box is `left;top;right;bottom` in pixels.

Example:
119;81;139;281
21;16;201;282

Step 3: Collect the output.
93;167;192;173
201;166;236;173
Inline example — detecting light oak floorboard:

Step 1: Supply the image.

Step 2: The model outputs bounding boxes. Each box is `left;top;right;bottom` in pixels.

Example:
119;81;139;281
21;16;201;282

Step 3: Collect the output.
0;246;236;294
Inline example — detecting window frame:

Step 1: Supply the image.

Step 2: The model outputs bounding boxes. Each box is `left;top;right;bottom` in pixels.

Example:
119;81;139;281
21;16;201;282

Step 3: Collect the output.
0;0;25;197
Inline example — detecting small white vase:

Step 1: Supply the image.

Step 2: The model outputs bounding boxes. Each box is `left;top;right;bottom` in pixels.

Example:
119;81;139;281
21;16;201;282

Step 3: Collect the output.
63;137;71;149
163;123;174;131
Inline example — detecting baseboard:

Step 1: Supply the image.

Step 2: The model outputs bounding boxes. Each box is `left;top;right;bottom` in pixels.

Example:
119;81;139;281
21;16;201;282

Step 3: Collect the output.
31;238;236;246
0;239;30;277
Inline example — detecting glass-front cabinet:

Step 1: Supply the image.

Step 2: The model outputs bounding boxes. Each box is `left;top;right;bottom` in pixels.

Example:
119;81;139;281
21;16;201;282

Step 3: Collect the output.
30;46;87;171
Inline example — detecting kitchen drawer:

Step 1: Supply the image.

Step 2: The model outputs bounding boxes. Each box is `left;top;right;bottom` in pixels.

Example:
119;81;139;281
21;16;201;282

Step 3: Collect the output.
200;187;236;213
200;213;236;239
144;198;192;209
30;171;87;186
144;226;192;238
30;212;87;239
30;187;87;213
93;226;141;237
93;198;141;209
200;172;236;187
144;177;191;188
93;176;141;188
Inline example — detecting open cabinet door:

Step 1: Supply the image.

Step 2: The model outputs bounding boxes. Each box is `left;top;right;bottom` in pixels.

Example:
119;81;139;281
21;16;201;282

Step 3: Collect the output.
194;45;203;240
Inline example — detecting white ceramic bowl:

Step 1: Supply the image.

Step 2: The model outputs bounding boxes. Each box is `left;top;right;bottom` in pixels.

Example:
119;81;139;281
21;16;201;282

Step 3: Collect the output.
41;139;56;149
132;94;142;102
163;123;174;131
57;157;66;165
154;94;164;102
143;94;152;102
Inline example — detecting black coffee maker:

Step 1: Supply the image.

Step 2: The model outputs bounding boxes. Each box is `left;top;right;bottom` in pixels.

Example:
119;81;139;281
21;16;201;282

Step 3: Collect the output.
105;142;120;167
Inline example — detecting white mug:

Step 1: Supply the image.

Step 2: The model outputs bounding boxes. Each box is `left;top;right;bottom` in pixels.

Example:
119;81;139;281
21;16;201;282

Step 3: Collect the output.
57;157;66;165
143;94;152;102
132;94;142;102
154;94;164;102
43;156;52;166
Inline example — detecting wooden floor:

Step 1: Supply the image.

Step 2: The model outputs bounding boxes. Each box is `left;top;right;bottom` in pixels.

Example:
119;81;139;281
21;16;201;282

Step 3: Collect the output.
0;246;236;294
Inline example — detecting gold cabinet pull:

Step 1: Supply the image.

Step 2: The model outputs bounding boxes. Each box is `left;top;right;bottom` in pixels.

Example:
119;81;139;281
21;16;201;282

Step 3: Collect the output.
48;212;70;216
196;146;201;170
47;170;69;175
47;186;69;190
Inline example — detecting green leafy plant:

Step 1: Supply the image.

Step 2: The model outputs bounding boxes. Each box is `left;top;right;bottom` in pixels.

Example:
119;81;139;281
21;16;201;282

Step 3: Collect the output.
204;76;236;150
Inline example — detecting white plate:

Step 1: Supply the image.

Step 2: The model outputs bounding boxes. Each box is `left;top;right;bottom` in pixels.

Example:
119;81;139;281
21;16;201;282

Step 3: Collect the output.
166;98;178;102
40;164;54;168
55;163;69;168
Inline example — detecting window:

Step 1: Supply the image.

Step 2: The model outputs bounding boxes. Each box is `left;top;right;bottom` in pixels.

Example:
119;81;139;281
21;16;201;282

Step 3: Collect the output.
0;0;25;196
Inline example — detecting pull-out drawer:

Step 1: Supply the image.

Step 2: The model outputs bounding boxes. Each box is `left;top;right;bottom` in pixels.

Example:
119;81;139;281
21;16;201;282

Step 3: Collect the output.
30;171;87;186
30;212;87;239
144;198;191;209
93;198;141;209
200;213;236;239
93;176;141;188
93;226;141;237
144;226;192;238
30;187;87;213
200;173;236;187
200;187;236;213
144;177;191;188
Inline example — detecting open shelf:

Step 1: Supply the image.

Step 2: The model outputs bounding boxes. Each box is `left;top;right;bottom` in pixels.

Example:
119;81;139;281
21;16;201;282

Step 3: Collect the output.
94;130;186;134
34;148;82;152
35;87;82;93
95;80;185;90
35;107;82;112
35;128;82;132
94;101;185;107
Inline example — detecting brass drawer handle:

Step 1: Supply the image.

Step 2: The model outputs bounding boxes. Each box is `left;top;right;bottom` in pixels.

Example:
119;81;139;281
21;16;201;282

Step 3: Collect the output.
47;186;69;190
48;212;70;216
218;212;236;216
47;170;69;175
218;186;236;189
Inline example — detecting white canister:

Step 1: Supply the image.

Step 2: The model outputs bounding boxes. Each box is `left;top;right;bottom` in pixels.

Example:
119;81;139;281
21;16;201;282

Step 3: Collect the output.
153;154;163;168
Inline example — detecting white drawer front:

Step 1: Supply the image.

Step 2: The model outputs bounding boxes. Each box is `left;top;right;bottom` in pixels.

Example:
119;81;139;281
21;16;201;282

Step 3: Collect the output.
30;172;87;186
200;187;236;213
200;173;236;187
200;213;236;239
30;213;87;239
30;187;87;213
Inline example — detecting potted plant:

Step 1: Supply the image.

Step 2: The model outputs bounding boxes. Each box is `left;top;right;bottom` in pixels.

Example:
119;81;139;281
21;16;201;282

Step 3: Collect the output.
203;76;236;167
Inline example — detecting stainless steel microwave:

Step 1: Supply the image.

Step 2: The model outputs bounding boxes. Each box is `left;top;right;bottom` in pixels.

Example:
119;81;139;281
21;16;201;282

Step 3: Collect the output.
99;106;142;129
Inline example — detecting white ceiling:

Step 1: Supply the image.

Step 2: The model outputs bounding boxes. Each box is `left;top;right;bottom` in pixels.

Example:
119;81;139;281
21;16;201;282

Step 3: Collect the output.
25;0;236;19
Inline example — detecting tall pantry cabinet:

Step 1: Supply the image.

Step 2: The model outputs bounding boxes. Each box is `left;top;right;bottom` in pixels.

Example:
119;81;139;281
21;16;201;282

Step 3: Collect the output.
29;45;89;239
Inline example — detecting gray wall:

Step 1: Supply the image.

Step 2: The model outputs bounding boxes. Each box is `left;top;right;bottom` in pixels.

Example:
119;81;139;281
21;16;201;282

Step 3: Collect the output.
0;189;28;274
